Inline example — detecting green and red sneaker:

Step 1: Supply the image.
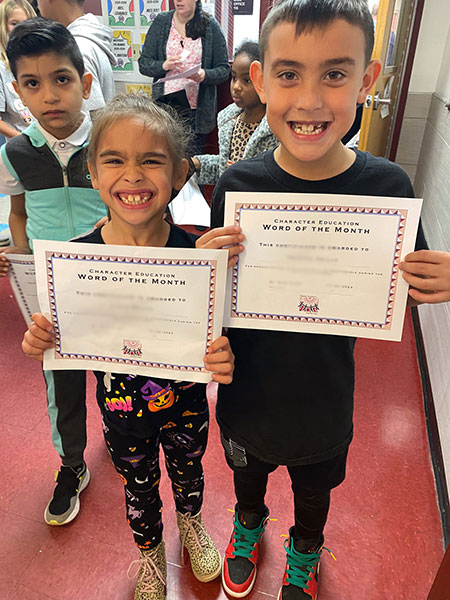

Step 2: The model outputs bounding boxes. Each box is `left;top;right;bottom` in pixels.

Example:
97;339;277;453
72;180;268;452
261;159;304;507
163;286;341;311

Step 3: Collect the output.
222;506;270;598
277;529;327;600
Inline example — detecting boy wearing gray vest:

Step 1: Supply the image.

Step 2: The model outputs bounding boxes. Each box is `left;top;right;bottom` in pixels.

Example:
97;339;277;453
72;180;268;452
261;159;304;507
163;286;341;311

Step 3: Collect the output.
0;18;107;525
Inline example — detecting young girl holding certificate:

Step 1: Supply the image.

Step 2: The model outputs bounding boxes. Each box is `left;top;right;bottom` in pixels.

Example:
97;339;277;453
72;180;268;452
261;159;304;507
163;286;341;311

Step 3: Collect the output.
21;94;243;600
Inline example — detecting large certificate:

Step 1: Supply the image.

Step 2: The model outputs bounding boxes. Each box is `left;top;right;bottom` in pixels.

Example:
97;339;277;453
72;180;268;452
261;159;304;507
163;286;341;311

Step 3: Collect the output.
224;193;422;341
33;241;228;383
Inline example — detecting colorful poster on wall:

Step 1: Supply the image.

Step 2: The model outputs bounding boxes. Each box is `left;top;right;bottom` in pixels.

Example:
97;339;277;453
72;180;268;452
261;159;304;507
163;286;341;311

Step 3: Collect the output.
112;30;134;70
108;0;135;26
101;0;167;81
126;83;152;98
140;0;166;27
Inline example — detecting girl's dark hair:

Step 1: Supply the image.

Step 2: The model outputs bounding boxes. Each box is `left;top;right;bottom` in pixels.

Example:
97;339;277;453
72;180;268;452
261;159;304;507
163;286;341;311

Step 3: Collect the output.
185;0;210;40
260;0;374;66
234;40;259;62
6;16;84;79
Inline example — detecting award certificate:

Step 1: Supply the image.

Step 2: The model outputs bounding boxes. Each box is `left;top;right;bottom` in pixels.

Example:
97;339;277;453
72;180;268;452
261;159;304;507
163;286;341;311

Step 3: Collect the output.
7;253;39;324
224;193;422;341
33;241;228;383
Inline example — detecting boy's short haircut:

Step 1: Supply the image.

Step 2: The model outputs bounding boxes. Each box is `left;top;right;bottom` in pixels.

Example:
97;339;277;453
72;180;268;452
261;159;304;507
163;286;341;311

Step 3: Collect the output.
259;0;375;66
6;16;85;80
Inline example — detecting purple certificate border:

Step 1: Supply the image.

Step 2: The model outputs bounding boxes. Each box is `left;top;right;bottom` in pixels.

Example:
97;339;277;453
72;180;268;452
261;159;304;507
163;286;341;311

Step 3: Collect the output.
231;203;408;331
45;251;217;373
8;258;35;322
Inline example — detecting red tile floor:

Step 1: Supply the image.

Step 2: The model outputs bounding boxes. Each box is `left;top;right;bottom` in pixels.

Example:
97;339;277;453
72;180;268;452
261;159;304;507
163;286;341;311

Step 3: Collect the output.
0;275;445;600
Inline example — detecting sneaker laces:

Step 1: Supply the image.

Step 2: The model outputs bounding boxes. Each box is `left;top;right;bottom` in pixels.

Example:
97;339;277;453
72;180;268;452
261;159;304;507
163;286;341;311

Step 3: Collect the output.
230;512;266;560
127;548;166;593
284;541;322;589
178;512;209;564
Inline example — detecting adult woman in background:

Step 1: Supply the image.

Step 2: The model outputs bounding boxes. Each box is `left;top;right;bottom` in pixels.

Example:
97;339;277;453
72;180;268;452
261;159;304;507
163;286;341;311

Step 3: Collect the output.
138;0;230;154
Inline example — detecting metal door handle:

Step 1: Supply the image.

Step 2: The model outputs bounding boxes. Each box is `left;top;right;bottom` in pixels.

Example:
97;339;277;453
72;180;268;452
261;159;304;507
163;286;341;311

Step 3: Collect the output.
373;93;391;110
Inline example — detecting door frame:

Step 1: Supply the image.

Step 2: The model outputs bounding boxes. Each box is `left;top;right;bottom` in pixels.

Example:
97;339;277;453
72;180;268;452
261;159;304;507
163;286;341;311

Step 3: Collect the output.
388;0;425;161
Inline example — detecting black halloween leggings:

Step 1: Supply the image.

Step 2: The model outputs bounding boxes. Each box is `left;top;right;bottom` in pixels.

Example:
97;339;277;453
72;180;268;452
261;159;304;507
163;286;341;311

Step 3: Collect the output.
102;393;209;550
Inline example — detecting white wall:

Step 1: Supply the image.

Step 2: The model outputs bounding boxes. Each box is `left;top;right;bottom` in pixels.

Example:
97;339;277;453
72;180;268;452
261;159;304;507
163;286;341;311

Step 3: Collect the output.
435;22;450;98
232;2;261;53
409;0;450;93
409;4;450;502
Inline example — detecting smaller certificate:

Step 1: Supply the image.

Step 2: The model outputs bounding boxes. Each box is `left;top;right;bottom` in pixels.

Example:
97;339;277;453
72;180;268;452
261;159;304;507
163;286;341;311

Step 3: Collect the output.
33;241;228;383
7;253;39;324
224;192;422;341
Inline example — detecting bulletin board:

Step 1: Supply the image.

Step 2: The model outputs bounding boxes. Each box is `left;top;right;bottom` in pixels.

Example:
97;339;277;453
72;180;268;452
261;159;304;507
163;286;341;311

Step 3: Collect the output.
101;0;168;94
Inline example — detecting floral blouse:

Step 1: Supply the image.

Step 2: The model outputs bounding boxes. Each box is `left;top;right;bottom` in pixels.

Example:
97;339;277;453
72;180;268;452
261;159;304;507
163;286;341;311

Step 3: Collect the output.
165;18;203;109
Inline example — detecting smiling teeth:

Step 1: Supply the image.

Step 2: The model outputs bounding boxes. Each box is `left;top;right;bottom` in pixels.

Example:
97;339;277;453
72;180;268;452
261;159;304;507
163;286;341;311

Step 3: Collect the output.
291;123;326;135
119;194;150;205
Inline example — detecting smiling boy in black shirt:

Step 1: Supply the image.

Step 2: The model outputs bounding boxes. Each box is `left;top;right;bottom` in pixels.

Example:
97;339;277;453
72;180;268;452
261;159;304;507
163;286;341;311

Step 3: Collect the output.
210;1;450;599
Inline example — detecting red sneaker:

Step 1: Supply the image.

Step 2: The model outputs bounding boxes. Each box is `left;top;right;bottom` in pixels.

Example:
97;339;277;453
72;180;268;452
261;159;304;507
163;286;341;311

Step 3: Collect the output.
277;529;325;600
222;506;269;598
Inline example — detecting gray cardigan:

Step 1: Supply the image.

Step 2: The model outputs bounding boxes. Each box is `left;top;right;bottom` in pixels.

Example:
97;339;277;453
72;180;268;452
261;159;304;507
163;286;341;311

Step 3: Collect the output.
195;103;279;185
138;10;230;134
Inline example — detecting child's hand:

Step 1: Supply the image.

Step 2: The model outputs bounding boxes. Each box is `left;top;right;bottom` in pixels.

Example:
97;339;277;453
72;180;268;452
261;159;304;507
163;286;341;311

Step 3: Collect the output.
22;313;55;362
196;225;245;268
0;245;31;277
399;250;450;304
204;335;234;384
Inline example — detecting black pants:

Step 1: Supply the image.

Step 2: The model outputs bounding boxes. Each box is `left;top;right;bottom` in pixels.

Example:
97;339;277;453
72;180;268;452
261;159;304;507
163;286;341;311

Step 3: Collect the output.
222;434;348;547
103;393;209;550
43;369;87;468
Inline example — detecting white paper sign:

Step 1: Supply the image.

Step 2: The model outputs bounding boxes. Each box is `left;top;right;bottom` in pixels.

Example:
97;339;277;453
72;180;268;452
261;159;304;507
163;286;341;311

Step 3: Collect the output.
169;174;210;227
156;64;201;84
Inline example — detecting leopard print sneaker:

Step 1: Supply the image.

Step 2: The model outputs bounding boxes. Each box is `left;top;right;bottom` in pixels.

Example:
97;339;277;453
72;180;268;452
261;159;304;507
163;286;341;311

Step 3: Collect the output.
176;511;222;582
128;540;167;600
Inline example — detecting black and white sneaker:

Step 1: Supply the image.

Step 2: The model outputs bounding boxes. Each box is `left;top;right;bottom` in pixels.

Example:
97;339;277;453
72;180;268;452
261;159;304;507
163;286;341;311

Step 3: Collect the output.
44;463;90;526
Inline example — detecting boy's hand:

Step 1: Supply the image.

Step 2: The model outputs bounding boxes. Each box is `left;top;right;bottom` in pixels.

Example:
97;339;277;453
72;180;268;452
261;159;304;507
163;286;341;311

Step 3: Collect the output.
196;225;245;268
22;313;55;362
0;245;31;277
399;250;450;304
203;335;234;384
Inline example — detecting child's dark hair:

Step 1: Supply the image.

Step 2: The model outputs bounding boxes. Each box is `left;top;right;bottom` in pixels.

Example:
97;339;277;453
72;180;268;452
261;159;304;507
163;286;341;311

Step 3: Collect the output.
234;40;259;62
6;17;84;79
260;0;374;66
185;0;210;40
88;94;193;168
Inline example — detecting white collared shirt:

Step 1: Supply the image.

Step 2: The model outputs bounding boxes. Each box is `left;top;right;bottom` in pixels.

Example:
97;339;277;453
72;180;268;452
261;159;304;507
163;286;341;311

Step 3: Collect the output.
0;112;92;196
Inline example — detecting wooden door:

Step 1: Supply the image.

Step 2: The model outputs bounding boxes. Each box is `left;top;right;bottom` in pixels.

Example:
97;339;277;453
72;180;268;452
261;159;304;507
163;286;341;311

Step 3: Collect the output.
358;0;416;157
